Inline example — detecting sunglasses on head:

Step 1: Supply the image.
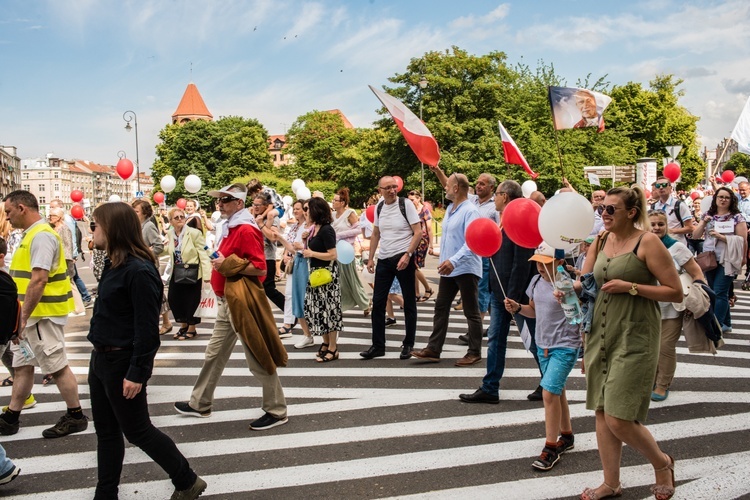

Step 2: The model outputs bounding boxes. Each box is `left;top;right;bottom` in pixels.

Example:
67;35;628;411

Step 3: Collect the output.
654;182;670;189
217;196;238;204
601;204;626;215
89;222;97;232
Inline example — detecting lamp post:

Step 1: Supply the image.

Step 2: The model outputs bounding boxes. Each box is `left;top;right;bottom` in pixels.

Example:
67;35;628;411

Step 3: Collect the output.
418;75;428;198
122;110;140;194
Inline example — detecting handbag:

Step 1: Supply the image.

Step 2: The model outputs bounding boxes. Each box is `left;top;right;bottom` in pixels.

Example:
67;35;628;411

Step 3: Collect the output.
284;255;295;275
309;267;333;288
695;251;717;272
173;263;199;284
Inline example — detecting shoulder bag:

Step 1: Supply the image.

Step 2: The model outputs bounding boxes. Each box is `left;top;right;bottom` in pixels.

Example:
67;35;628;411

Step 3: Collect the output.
695;251;717;272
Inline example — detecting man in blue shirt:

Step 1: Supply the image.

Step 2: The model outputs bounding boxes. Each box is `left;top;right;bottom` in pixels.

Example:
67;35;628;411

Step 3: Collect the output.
411;168;483;366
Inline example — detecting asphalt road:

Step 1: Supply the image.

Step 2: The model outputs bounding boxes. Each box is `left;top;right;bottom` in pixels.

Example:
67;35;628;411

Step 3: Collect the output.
1;253;749;499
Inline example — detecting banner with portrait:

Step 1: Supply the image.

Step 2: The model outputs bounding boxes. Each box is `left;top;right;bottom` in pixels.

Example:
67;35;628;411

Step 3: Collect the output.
548;86;612;132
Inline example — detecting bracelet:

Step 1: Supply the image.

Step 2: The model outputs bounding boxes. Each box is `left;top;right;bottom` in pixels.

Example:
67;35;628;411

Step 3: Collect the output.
514;304;522;314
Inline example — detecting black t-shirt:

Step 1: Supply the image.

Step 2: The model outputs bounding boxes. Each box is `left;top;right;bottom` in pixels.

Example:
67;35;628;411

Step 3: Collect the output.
308;223;336;268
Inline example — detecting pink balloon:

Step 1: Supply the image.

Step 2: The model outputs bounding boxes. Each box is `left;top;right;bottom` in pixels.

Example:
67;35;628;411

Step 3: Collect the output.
466;219;502;257
663;163;681;183
393;176;404;192
501;198;542;249
176;198;187;209
153;192;165;204
116;158;134;180
70;190;84;203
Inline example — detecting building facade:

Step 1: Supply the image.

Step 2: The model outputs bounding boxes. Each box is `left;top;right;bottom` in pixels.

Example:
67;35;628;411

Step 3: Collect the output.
1;145;21;199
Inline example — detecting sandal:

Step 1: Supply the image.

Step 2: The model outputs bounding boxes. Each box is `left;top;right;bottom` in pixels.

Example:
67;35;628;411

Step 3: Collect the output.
182;330;197;340
159;324;174;335
651;454;675;500
316;349;339;363
1;377;13;387
418;289;434;302
581;482;623;500
42;374;54;386
174;327;188;340
317;343;329;358
278;325;293;335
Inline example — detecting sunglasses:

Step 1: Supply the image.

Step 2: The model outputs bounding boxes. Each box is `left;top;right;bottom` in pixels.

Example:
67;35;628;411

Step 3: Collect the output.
601;204;626;215
303;207;309;212
654;182;670;189
89;222;97;232
217;196;238;204
172;215;185;220
408;191;417;196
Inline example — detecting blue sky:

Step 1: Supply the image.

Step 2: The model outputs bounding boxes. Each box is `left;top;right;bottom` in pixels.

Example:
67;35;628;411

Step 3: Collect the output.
2;0;749;173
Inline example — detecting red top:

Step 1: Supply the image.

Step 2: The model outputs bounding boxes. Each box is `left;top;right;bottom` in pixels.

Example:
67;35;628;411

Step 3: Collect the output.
211;223;266;297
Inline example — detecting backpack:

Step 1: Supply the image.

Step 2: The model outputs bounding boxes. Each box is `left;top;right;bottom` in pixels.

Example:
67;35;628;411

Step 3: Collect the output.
0;271;21;344
376;197;409;224
674;200;686;228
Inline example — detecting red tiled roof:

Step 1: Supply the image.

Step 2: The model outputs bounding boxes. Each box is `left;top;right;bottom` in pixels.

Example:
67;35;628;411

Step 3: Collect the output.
325;109;354;129
172;83;213;120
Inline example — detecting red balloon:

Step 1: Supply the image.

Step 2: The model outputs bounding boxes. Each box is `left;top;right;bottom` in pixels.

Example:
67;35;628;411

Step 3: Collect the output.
501;198;543;249
365;204;376;223
153;192;165;204
663;162;681;183
116;158;134;180
70;190;84;203
465;218;502;257
690;191;700;200
644;189;652;199
722;170;735;183
176;198;187;209
70;205;84;220
393;176;404;192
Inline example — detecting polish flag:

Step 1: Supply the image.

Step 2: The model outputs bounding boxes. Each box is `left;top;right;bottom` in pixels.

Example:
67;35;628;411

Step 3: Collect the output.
369;85;441;166
498;120;538;179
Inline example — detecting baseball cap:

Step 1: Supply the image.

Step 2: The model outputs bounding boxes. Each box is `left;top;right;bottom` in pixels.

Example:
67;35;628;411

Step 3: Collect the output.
528;242;556;264
584;236;595;244
207;183;247;202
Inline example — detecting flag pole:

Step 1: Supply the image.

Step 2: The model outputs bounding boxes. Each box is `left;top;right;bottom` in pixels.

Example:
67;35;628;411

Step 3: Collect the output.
547;86;566;182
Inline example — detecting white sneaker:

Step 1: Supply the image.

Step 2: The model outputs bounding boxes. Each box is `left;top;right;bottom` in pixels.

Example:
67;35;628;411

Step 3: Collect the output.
294;336;315;349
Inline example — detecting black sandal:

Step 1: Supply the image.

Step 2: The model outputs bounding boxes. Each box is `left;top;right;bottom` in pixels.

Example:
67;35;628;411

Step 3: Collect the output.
317;343;329;357
418;289;434;302
1;377;13;387
316;349;339;363
174;327;188;340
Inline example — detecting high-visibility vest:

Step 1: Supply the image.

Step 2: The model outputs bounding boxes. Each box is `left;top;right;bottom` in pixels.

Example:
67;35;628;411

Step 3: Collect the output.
9;222;74;318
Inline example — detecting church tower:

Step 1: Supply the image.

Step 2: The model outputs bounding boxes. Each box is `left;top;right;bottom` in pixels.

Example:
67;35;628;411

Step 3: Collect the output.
171;83;213;124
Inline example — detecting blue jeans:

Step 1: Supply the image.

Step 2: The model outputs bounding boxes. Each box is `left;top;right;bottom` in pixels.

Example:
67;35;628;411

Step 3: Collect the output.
0;444;14;477
706;263;733;327
478;258;490;313
73;264;91;302
481;291;540;397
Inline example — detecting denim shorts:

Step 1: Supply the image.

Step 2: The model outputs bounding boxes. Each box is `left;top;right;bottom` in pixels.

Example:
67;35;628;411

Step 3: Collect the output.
537;346;579;395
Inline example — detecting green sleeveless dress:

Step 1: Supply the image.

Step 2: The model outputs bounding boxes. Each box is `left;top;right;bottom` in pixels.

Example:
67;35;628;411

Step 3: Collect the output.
585;234;661;422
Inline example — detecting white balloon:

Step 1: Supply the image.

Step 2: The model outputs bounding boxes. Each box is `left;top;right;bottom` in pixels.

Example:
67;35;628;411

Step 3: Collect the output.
735;176;748;184
108;194;121;202
296;187;312;200
700;195;713;214
161;175;177;193
538;192;595;251
521;180;537;199
291;179;306;194
184;174;202;194
282;195;293;207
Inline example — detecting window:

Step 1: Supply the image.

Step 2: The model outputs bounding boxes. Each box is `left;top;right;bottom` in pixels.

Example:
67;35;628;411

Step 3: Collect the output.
23;172;29;179
39;196;46;204
54;171;59;179
38;172;44;178
39;184;45;191
23;184;30;191
280;154;284;161
54;184;60;191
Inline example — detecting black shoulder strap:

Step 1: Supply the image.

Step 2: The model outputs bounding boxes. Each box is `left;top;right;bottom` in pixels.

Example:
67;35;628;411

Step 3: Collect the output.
529;273;543;297
675;200;685;227
376;198;409;224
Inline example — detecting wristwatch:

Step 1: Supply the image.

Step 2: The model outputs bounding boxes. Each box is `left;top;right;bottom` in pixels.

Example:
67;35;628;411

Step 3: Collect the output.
406;251;413;257
628;282;639;296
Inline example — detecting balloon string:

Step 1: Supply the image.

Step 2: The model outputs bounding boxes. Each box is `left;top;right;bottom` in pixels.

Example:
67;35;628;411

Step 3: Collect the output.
489;259;507;301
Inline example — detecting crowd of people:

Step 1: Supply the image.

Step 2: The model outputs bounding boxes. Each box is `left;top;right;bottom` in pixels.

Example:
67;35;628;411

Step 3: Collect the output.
1;166;744;498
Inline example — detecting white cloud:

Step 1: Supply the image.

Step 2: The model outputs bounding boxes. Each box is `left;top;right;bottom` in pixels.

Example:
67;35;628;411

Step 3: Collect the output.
450;3;510;29
284;3;326;39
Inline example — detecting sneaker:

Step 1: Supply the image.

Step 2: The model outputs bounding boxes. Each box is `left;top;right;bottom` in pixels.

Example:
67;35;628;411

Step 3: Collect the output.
385;317;397;328
174;401;211;418
0;465;20;485
2;394;36;413
170;476;207;500
556;434;575;455
531;446;560;471
68;311;86;317
42;413;89;438
294;335;315;349
0;415;19;436
83;298;94;309
249;412;288;431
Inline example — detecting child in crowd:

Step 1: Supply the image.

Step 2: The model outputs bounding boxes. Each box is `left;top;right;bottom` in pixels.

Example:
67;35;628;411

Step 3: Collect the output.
504;243;582;471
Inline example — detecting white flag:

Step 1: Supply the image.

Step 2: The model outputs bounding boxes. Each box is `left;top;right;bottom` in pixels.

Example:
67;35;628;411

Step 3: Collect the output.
731;96;750;155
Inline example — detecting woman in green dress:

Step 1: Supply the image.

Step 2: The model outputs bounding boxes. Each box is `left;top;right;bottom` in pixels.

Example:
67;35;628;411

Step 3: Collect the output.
577;186;682;500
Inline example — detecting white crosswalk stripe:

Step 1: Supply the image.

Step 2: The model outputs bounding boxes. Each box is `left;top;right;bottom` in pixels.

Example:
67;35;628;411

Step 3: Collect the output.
2;285;750;499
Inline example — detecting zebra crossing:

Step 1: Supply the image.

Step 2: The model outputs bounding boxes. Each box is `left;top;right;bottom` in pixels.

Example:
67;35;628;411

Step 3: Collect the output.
1;286;750;499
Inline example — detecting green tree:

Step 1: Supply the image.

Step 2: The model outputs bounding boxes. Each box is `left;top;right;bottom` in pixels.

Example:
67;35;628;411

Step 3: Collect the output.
724;152;750;179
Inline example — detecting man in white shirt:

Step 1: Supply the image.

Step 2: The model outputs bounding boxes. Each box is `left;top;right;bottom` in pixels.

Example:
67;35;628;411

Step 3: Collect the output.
650;177;694;246
360;176;421;361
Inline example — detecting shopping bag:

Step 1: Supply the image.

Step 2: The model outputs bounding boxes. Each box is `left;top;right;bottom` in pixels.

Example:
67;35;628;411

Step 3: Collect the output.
71;283;85;315
194;285;218;319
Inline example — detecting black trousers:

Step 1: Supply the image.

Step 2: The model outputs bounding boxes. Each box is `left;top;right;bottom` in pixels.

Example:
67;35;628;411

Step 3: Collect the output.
426;273;483;357
89;350;196;499
264;259;286;311
371;253;417;349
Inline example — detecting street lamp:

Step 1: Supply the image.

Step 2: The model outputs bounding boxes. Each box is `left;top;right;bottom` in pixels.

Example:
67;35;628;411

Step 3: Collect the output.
418;75;428;198
122;110;141;194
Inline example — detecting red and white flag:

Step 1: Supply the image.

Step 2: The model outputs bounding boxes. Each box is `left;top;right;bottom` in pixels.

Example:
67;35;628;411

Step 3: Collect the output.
369;85;440;166
498;120;538;179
